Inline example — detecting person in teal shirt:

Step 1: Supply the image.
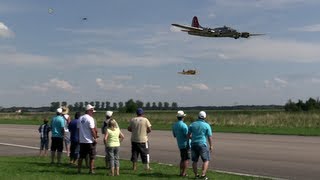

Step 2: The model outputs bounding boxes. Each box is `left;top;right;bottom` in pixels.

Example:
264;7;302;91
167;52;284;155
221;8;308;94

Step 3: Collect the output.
172;110;190;177
188;111;213;180
50;108;65;164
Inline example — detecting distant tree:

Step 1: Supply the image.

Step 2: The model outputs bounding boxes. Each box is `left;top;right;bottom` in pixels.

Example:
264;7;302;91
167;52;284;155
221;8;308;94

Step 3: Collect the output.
95;101;100;110
158;102;163;110
152;102;157;110
68;104;73;112
296;100;306;111
145;102;151;110
112;102;117;110
305;97;317;111
106;101;111;110
61;101;67;107
101;102;105;110
136;100;144;108
125;99;137;113
84;102;89;107
50;102;60;112
164;102;170;110
284;99;299;112
79;102;84;111
118;102;124;109
73;102;79;111
171;102;178;110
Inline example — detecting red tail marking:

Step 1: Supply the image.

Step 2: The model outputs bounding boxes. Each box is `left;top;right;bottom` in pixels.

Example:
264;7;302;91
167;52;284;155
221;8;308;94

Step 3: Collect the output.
192;16;200;28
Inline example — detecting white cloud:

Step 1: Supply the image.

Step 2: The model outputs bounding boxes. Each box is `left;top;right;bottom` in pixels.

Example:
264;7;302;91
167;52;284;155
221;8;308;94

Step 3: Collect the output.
274;77;288;86
214;0;317;9
96;76;132;91
0;22;14;38
311;78;320;84
30;78;74;93
177;86;193;92
223;86;233;91
0;50;51;65
290;24;320;32
191;83;209;90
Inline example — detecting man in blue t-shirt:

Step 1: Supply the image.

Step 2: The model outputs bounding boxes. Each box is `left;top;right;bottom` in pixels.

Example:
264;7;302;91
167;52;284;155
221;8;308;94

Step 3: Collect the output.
50;108;65;164
172;110;190;177
188;111;213;180
68;111;81;165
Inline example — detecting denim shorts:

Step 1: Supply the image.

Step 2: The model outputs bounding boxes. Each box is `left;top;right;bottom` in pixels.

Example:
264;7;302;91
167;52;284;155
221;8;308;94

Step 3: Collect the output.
191;144;210;162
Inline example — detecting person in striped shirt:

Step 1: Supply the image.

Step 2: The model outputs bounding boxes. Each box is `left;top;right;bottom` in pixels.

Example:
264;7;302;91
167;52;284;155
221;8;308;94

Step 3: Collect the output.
38;118;51;156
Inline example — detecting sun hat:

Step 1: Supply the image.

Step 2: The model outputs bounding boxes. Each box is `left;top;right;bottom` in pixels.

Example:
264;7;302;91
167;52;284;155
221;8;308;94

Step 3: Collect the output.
176;110;186;118
86;104;96;112
56;108;63;114
61;106;69;115
199;111;206;119
106;111;113;117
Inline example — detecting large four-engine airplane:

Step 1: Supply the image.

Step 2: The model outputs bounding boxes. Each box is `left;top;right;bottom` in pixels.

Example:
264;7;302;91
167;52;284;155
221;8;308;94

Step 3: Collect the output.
172;16;264;39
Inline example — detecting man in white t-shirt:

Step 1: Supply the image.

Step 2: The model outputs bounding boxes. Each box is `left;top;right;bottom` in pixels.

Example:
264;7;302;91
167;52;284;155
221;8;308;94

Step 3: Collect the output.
77;104;97;174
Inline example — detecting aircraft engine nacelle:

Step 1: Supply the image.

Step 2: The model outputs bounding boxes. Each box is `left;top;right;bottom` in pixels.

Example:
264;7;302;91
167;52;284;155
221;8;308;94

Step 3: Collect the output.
240;32;250;38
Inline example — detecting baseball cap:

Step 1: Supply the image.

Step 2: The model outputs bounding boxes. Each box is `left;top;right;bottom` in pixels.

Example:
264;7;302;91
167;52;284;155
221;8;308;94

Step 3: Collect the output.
176;110;186;117
86;104;96;112
136;108;144;115
199;111;206;119
106;111;113;117
56;108;63;114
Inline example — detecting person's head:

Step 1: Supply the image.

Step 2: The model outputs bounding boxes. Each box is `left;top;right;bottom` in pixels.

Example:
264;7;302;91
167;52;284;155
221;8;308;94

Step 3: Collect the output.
108;119;117;128
61;106;69;115
56;108;63;115
198;111;206;119
85;104;96;115
176;110;186;120
74;112;81;119
136;108;144;116
106;111;113;118
43;118;49;124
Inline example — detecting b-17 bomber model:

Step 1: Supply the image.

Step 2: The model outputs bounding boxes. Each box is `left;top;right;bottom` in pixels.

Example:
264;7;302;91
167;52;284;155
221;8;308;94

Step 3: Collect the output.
178;69;197;75
172;16;265;39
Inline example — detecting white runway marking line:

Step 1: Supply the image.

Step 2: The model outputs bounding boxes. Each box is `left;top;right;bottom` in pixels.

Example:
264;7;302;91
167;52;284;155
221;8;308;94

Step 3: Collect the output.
0;142;287;180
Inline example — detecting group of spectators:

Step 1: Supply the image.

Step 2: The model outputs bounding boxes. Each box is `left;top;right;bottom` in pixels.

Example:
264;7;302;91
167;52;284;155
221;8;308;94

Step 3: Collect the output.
38;105;213;179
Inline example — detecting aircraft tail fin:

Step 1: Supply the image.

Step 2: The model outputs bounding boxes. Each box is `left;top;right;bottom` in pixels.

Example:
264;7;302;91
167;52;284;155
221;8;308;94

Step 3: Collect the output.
191;16;201;28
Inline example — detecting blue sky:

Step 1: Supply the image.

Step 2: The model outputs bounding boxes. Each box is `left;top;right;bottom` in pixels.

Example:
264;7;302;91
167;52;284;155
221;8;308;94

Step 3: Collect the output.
2;0;320;107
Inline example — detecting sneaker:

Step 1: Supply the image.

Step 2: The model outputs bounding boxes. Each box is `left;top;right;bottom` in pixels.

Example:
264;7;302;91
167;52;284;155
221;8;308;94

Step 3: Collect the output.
200;175;208;180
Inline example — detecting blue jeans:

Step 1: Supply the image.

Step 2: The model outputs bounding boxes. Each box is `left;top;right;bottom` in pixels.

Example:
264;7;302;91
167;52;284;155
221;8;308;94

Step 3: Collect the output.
107;146;120;168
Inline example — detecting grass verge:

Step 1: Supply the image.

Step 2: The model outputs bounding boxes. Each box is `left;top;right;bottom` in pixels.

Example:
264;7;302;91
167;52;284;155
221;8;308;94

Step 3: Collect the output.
0;156;268;180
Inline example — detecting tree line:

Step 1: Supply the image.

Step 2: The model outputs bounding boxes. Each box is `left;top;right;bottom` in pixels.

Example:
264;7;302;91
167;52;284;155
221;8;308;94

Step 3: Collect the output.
49;99;179;113
284;97;320;112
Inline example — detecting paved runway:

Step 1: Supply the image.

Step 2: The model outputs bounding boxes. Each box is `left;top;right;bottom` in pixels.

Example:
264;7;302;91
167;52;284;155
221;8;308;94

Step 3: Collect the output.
0;124;319;180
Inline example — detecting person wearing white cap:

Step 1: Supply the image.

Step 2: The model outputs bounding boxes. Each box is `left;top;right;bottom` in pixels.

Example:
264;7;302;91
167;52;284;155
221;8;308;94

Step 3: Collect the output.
50;108;65;164
188;111;213;180
172;110;190;177
77;104;98;174
101;110;119;169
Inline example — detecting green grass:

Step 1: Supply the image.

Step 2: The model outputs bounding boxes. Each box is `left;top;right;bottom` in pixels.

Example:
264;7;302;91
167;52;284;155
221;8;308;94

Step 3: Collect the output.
1;110;320;136
0;156;266;180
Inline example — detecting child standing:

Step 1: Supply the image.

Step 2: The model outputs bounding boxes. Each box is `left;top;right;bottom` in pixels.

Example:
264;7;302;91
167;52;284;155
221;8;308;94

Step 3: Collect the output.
104;119;124;176
38;118;51;156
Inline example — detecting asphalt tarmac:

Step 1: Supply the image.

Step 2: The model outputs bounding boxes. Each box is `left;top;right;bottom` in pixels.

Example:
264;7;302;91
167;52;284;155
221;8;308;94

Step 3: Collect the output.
0;124;319;180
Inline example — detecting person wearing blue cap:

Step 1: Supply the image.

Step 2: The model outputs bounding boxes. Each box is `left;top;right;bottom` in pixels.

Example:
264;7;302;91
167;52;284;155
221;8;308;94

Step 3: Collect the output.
128;108;152;171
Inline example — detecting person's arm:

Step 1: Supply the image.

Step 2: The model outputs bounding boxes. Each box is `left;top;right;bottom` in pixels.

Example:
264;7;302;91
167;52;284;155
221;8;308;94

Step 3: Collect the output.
91;128;97;144
146;119;151;133
208;135;213;152
119;131;124;142
104;131;108;145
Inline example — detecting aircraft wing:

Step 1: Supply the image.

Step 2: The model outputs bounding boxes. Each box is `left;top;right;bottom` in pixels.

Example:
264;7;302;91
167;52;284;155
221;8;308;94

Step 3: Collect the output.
171;24;203;32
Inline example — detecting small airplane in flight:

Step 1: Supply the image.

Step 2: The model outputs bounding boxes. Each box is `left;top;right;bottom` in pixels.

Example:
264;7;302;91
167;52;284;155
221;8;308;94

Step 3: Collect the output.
172;16;264;39
178;69;197;75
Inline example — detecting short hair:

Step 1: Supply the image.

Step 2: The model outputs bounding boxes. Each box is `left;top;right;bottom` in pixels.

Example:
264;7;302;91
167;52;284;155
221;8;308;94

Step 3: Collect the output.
108;119;117;128
74;112;81;119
